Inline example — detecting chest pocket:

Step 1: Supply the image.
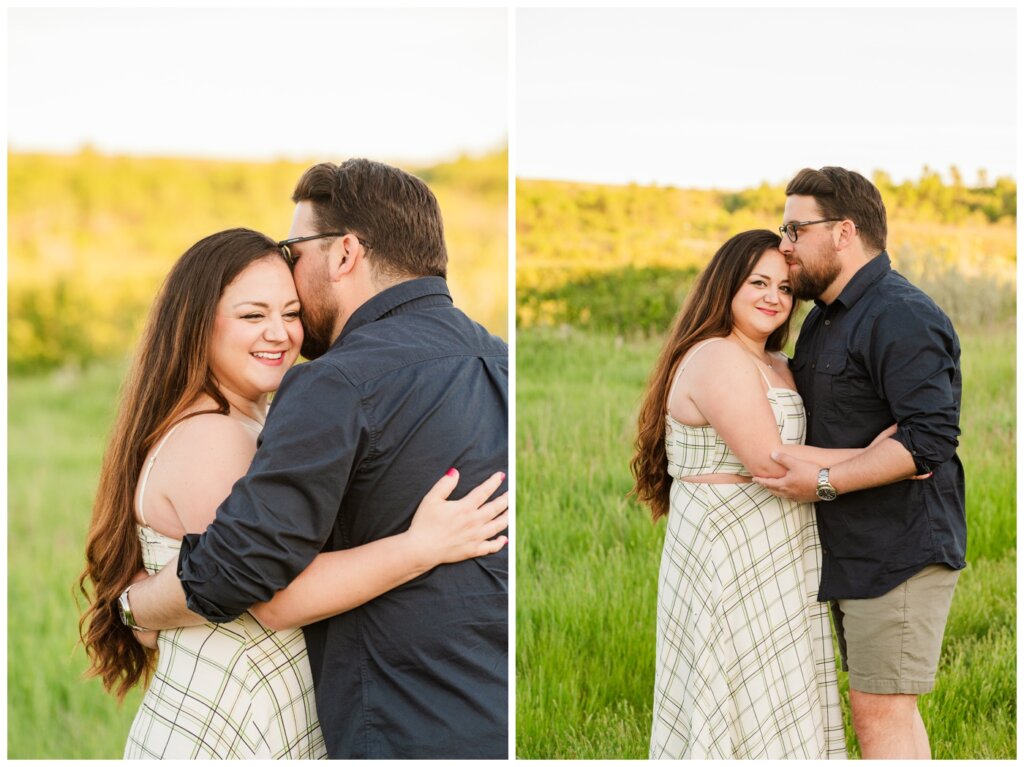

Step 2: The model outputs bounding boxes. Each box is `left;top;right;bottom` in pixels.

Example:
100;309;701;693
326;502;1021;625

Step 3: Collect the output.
813;353;846;421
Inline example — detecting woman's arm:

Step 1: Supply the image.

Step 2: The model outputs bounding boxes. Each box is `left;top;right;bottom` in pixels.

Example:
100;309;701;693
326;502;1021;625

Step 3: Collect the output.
773;422;898;466
249;469;508;631
678;342;792;477
678;343;888;477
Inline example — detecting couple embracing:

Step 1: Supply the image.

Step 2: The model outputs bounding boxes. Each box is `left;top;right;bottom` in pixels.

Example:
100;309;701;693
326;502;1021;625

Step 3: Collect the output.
79;159;509;759
633;166;966;759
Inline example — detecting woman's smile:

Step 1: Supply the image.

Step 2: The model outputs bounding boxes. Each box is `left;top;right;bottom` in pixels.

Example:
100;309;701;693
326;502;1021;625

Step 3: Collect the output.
251;350;288;365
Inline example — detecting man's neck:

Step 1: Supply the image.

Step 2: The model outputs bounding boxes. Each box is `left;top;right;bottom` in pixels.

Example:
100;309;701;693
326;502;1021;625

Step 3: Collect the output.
819;253;873;305
332;273;418;342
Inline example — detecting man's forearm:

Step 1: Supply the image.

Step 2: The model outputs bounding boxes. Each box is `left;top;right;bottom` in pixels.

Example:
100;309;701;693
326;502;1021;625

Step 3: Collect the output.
829;436;918;494
129;561;208;630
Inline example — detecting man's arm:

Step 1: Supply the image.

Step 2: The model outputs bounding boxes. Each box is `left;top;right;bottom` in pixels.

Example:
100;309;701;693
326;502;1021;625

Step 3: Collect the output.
754;436;918;502
128;416;267;630
756;299;959;502
126;563;206;630
130;470;510;633
135;362;366;628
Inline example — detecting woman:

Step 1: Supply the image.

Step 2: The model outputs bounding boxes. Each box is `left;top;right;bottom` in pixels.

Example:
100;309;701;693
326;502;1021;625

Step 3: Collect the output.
78;229;508;759
632;229;885;759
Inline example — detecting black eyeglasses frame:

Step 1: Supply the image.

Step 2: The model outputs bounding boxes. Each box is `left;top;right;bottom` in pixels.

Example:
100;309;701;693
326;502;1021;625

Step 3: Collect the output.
276;232;371;265
778;218;846;243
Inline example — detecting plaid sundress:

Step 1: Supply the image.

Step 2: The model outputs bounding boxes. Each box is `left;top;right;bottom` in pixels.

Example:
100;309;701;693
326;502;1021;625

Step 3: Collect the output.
650;341;846;759
123;423;327;759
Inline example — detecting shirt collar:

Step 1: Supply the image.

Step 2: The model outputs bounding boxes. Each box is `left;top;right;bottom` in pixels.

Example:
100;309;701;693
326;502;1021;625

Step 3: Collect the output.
816;251;891;311
337;276;452;343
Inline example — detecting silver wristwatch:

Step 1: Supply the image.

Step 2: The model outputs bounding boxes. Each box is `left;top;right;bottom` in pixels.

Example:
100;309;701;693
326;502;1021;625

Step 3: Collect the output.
117;585;150;631
816;468;838;501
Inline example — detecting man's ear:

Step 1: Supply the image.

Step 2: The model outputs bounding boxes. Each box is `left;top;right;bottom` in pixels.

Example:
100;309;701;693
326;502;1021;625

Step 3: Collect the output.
834;219;858;252
326;233;364;283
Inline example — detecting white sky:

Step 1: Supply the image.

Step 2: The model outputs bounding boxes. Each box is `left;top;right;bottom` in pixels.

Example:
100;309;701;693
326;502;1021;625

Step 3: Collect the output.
8;7;508;163
517;7;1017;189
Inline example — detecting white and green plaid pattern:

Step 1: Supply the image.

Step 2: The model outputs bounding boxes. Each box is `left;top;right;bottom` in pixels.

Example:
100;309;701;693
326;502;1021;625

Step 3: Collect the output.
651;388;846;759
124;526;327;759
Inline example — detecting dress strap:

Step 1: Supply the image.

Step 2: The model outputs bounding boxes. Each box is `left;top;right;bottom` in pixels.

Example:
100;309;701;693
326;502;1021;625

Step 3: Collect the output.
666;338;725;409
136;422;185;526
751;357;773;390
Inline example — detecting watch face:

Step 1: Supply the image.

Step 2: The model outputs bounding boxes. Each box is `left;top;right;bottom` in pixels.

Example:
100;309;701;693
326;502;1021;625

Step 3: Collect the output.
816;486;838;501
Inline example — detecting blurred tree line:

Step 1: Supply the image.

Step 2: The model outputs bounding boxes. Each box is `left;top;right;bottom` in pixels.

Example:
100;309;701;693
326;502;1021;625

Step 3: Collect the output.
8;148;507;373
518;168;1015;333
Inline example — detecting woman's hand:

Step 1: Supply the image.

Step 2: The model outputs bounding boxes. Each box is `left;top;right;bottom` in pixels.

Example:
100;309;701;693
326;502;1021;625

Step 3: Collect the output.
869;423;898;447
407;469;509;569
869;424;931;479
128;568;160;650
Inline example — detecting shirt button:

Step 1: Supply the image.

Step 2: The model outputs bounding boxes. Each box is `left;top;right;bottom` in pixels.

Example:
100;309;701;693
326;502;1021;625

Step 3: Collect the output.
825;363;831;369
825;319;831;326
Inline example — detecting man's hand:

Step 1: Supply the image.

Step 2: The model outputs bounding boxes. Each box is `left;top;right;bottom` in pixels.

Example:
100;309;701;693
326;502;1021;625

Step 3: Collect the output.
128;558;208;631
752;451;820;502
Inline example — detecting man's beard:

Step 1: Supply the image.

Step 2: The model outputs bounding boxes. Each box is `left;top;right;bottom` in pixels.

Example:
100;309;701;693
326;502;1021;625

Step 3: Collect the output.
790;240;842;300
300;280;339;360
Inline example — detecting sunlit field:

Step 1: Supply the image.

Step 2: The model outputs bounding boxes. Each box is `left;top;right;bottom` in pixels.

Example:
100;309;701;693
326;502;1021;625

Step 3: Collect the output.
515;324;1015;759
7;148;507;758
515;172;1015;759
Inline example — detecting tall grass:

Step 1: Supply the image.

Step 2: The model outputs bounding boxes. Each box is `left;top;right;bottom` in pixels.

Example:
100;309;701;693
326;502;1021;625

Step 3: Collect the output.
515;323;1015;759
8;362;145;758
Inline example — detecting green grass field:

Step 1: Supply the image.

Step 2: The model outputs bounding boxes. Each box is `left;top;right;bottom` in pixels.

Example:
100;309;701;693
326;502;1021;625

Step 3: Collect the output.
515;323;1016;759
8;361;147;758
5;323;1016;758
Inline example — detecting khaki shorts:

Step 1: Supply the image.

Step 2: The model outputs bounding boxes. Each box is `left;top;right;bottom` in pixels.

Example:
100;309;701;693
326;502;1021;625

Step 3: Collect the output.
830;564;960;695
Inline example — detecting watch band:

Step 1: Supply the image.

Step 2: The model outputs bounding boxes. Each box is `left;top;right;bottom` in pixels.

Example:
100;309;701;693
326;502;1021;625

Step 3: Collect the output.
118;584;152;632
816;467;838;501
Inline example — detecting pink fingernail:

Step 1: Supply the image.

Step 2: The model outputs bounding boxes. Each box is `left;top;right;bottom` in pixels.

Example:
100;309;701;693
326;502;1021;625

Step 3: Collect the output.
500;472;506;482
446;467;457;477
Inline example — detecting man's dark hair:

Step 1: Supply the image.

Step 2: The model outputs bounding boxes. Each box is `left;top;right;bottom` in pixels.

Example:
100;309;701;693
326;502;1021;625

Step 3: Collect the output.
292;158;447;280
785;166;887;255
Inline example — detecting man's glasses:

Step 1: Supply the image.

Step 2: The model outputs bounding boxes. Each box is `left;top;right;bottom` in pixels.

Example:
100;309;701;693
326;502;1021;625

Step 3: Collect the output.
277;232;371;265
778;218;844;243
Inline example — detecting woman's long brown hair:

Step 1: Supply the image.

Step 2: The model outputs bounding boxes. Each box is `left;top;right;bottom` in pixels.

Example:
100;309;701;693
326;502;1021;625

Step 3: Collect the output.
77;228;282;700
630;230;791;522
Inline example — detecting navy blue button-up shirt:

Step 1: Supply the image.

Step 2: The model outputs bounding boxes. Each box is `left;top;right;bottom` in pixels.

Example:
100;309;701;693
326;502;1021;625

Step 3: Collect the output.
791;253;966;601
177;277;508;758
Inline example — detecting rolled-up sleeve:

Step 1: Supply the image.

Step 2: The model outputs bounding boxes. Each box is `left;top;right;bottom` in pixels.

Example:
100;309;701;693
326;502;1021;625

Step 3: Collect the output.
867;301;961;475
178;360;367;622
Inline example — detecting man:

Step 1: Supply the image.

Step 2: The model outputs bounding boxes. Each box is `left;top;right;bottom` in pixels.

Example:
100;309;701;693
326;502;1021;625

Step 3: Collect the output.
754;167;965;759
125;159;509;758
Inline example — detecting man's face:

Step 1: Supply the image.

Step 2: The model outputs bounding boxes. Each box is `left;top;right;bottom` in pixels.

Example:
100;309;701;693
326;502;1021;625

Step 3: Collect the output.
779;195;842;301
286;201;340;359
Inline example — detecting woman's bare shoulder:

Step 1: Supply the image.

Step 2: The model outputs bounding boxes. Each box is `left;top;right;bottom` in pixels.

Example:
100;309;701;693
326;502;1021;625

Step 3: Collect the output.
148;412;259;535
682;337;751;375
181;410;255;437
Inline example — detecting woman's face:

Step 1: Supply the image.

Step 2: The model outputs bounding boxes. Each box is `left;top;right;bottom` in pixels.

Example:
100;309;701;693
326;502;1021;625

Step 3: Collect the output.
730;248;794;340
209;256;303;403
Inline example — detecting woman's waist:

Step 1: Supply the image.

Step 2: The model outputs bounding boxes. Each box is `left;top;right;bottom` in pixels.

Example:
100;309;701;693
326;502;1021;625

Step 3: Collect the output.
155;611;307;650
666;437;804;479
667;453;751;478
675;471;753;484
